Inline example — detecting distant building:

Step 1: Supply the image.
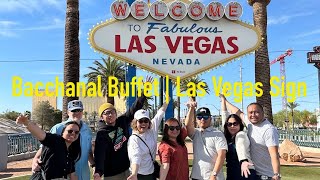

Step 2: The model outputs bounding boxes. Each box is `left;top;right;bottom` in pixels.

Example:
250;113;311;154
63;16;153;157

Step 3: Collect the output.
79;95;126;118
32;89;57;114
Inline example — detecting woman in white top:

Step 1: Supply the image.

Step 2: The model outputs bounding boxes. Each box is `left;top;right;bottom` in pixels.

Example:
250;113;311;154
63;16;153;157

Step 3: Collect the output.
127;101;169;180
220;94;256;180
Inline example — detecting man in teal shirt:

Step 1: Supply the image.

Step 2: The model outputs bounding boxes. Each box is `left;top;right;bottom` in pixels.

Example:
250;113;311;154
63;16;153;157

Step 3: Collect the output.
32;100;94;180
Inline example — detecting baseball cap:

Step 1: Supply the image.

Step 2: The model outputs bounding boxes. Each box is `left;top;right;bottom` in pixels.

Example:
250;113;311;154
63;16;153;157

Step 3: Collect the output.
68;100;83;111
98;103;116;117
134;109;150;120
196;107;211;116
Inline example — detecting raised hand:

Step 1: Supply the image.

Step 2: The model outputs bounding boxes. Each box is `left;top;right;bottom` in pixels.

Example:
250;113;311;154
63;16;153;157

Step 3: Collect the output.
186;101;197;109
16;115;29;126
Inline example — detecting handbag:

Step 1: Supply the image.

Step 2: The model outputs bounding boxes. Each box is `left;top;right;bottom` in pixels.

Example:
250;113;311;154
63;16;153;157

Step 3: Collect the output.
133;134;160;178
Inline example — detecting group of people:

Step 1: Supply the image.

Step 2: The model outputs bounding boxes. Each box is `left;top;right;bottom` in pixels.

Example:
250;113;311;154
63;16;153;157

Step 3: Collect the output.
16;80;281;180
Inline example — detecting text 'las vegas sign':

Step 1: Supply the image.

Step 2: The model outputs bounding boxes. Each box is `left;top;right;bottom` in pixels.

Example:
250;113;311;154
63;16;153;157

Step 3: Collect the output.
89;0;261;80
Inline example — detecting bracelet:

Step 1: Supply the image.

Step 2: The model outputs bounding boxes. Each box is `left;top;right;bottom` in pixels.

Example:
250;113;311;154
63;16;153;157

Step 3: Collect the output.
239;159;248;165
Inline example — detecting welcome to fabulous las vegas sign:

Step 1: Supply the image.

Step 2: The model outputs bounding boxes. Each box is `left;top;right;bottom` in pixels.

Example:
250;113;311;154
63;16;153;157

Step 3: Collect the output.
89;0;261;80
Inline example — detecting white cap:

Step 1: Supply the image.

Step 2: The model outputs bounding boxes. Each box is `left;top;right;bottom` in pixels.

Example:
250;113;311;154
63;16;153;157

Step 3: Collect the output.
134;109;150;120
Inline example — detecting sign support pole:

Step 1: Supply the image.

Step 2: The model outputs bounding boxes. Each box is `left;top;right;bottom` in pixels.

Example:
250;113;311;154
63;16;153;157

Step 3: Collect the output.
126;0;137;109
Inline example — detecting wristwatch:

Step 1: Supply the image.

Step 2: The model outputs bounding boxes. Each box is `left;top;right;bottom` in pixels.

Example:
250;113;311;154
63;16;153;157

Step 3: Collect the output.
274;173;281;178
211;171;217;177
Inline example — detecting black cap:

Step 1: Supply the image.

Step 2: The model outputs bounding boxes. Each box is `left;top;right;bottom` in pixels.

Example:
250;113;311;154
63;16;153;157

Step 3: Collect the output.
196;107;211;116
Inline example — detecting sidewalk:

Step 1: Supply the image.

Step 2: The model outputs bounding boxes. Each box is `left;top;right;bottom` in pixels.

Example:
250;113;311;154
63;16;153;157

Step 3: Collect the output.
1;142;320;179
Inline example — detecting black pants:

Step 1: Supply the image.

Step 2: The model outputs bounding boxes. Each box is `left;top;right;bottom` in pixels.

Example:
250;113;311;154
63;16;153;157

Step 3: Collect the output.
137;173;156;180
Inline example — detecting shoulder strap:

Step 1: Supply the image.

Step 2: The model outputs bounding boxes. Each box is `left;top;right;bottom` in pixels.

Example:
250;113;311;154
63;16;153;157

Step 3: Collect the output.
133;134;154;161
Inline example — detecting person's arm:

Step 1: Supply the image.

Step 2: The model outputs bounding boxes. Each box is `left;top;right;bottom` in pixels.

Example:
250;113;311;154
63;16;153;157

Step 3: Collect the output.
265;128;281;179
127;137;142;180
159;163;170;180
184;101;197;138
88;150;95;171
220;94;229;127
127;164;139;180
152;99;169;136
210;149;226;180
16;115;46;141
31;148;42;172
268;146;281;180
220;94;244;120
69;172;78;180
121;77;154;123
235;132;254;178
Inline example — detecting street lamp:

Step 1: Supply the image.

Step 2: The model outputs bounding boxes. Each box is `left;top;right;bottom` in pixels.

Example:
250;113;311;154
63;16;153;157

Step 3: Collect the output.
205;104;221;128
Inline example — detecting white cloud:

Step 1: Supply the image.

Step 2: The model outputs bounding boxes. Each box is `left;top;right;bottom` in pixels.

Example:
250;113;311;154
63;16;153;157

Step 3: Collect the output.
268;12;313;25
0;20;18;37
295;29;320;38
0;0;64;13
5;18;64;31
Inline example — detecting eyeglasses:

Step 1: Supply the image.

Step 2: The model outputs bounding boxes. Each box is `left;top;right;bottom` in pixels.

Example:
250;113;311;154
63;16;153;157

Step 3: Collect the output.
227;122;239;127
138;119;150;124
71;109;83;113
196;115;210;120
102;110;115;115
168;126;181;131
67;129;80;135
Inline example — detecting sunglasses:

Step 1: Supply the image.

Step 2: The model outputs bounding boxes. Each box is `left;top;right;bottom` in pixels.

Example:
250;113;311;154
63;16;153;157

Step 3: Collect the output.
227;122;239;127
102;110;115;115
196;115;210;120
67;129;80;135
138;119;150;124
71;109;83;113
168;126;181;131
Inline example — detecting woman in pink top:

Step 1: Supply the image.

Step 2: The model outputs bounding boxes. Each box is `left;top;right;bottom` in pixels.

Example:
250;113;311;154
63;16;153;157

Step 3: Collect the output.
158;118;189;180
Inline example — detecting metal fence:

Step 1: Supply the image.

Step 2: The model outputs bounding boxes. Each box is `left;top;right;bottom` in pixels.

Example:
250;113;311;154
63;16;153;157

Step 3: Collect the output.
279;129;320;148
6;130;320;156
7;133;40;156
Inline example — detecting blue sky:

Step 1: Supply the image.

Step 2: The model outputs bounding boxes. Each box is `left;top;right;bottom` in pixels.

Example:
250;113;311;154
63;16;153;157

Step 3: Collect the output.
0;0;319;116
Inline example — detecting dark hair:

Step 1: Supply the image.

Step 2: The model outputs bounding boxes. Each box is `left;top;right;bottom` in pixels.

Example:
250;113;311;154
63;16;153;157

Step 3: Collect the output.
223;114;244;144
162;118;185;147
61;121;82;162
247;102;264;112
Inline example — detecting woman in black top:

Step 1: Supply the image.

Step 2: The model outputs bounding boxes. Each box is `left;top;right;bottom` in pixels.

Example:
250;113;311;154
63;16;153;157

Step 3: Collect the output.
16;115;81;180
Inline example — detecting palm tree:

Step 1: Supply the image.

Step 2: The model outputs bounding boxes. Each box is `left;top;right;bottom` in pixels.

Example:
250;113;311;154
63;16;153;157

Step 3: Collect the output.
63;0;80;120
143;95;154;113
91;111;98;121
83;111;88;120
174;76;210;125
287;102;299;130
248;0;273;123
84;56;125;105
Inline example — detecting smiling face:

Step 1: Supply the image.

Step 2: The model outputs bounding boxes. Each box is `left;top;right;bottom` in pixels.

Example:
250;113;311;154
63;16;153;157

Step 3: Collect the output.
196;115;212;129
226;117;240;136
247;104;264;124
102;108;117;126
166;121;181;140
136;118;150;133
62;124;80;144
67;109;83;122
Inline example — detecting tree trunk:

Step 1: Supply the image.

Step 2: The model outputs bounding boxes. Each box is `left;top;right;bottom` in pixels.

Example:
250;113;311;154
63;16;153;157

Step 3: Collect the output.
63;0;80;120
250;0;273;123
107;96;115;106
